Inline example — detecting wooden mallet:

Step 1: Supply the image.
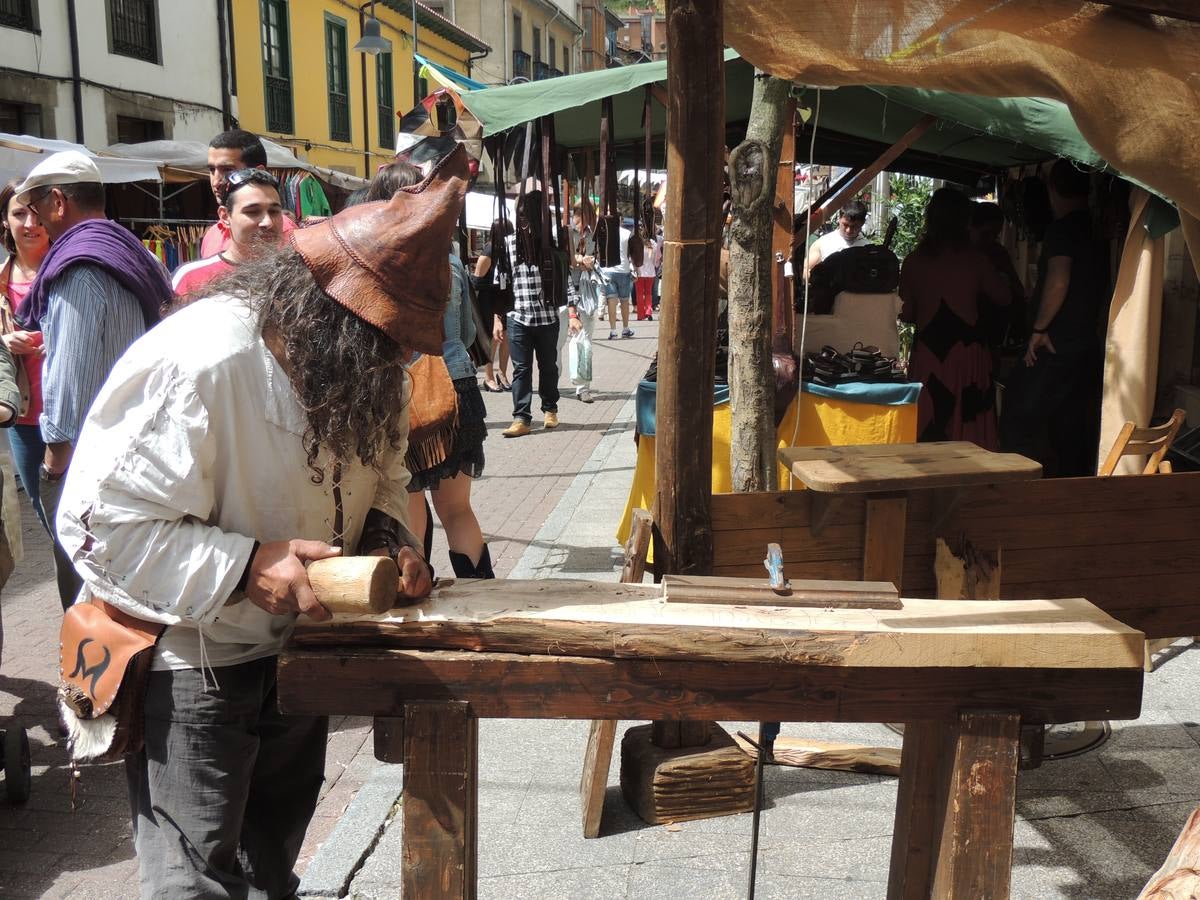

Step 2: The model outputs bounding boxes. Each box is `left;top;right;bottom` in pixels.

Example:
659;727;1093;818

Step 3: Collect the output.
306;556;399;615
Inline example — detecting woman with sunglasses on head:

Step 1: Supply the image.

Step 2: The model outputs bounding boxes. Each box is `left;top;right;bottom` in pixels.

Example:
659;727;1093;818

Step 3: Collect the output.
0;179;51;533
171;169;286;305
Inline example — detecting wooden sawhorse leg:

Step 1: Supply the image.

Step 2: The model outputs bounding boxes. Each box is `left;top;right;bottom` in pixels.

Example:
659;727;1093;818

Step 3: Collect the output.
888;711;1021;899
403;701;478;900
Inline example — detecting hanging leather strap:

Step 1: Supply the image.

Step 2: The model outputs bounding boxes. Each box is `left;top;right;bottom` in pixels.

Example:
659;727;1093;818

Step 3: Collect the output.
643;86;654;235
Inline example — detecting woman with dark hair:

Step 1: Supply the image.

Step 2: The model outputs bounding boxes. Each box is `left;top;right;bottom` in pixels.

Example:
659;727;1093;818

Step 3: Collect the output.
472;217;515;392
366;160;493;578
900;187;1009;447
0;179;50;531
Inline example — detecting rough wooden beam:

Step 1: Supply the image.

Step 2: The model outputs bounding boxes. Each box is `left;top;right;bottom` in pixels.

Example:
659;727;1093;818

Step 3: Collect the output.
656;0;725;578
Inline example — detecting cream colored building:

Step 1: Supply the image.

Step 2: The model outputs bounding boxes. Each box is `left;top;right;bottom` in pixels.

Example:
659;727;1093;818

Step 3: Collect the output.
445;0;583;85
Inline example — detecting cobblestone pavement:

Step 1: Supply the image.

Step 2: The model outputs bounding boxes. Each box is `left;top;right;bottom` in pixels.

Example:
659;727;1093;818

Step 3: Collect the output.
0;316;658;898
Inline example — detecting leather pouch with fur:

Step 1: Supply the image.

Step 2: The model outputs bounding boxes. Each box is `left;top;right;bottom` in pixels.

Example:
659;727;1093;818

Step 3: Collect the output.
58;597;164;762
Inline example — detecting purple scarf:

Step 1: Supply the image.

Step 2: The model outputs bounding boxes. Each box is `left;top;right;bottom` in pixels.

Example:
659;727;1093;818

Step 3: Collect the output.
24;219;170;328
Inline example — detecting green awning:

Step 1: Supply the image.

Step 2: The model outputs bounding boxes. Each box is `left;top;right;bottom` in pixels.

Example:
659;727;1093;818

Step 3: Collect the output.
459;51;1175;229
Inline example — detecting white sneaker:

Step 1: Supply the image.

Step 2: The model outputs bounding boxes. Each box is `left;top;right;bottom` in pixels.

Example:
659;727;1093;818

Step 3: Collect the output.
577;388;594;403
608;330;618;340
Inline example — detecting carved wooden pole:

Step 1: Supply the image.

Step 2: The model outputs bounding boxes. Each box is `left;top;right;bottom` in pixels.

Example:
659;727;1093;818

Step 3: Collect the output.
655;0;725;578
728;72;790;493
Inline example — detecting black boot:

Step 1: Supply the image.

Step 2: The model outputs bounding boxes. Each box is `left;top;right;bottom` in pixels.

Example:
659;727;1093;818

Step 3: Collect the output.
448;544;495;580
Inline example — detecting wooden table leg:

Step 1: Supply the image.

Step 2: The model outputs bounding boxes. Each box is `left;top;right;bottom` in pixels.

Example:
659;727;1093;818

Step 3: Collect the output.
932;711;1021;900
863;494;908;587
887;721;955;899
403;701;478;900
581;720;617;838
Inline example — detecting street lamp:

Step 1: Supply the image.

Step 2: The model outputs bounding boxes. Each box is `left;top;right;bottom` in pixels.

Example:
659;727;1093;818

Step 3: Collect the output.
353;1;389;179
353;7;389;54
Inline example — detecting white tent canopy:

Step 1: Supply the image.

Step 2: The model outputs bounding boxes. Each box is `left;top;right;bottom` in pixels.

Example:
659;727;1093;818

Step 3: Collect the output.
465;191;514;231
0;133;162;186
107;138;367;190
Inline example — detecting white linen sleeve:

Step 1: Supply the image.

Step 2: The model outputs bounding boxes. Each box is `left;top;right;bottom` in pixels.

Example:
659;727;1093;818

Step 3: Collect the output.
55;366;256;626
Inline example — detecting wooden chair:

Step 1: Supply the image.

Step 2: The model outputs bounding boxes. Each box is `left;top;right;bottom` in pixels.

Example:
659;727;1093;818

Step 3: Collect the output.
578;507;652;838
1098;409;1185;476
1098;409;1188;670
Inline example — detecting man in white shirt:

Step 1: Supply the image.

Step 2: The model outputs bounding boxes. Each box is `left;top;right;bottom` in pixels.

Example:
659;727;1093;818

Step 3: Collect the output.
56;148;469;898
805;199;871;277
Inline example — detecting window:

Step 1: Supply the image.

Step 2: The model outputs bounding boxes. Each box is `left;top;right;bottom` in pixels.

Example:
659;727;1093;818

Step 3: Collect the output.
532;26;541;63
0;100;41;136
562;46;569;74
548;35;556;69
107;0;159;63
512;12;522;53
325;14;350;142
376;50;394;150
116;115;164;144
260;0;293;132
0;0;37;32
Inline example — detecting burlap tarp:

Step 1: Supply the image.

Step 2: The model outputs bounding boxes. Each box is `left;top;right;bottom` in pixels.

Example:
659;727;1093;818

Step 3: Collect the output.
724;1;1200;269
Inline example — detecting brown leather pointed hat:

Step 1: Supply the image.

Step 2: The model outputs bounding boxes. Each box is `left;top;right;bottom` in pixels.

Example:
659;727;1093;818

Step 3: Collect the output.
291;145;469;355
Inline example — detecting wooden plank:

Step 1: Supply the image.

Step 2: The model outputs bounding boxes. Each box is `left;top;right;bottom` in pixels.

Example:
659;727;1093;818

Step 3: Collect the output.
780;442;1041;494
931;712;1021;900
580;720;617;838
402;702;478;900
621;508;653;583
294;582;1143;670
712;559;865;582
1137;806;1200;899
945;470;1200;519
662;574;900;609
864;496;908;586
710;489;866;531
655;0;725;578
888;722;955;900
278;651;1144;724
733;733;901;776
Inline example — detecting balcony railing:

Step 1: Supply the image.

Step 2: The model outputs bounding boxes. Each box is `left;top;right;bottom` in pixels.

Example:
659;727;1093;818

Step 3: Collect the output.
329;92;350;142
110;0;157;62
512;50;531;81
265;75;293;133
534;60;553;80
0;0;35;30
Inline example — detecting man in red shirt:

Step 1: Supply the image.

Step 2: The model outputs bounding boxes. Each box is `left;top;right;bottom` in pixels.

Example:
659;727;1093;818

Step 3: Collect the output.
173;170;285;300
200;130;294;258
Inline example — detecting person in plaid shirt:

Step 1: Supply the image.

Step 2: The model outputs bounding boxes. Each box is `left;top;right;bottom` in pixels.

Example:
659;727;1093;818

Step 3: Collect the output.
502;191;579;438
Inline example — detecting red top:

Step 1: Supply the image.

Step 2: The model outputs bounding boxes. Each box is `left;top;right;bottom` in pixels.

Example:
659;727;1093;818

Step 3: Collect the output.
200;214;296;258
171;255;236;300
5;276;44;426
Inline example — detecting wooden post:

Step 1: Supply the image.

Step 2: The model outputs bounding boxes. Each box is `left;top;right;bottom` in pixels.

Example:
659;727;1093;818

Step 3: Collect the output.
403;702;478;900
373;715;405;763
888;721;955;899
862;495;908;587
773;98;797;352
655;0;725;579
932;712;1021;899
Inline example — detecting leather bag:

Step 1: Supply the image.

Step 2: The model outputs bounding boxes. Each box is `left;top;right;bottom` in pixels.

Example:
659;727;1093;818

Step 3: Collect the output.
404;353;460;475
58;597;164;761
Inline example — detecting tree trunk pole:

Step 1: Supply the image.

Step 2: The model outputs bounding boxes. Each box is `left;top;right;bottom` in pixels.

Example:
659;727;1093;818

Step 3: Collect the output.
654;0;725;577
727;73;790;493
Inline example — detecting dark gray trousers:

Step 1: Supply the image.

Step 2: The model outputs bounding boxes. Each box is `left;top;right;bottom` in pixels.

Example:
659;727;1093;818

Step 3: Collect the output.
125;656;328;899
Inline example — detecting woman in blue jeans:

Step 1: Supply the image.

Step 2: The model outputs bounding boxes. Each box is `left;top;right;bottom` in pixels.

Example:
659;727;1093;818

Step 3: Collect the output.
0;179;50;532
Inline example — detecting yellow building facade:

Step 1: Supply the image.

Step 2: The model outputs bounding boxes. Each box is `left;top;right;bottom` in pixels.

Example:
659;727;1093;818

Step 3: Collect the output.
230;0;490;178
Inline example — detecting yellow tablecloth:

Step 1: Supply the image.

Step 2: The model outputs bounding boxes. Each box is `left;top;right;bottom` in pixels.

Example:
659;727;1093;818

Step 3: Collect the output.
616;389;918;545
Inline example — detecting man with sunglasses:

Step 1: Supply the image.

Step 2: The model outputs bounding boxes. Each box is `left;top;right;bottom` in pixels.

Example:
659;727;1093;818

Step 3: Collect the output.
201;130;295;258
13;151;171;610
172;169;285;301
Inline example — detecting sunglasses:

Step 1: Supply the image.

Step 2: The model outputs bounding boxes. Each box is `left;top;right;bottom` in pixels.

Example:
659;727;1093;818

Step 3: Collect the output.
220;169;280;205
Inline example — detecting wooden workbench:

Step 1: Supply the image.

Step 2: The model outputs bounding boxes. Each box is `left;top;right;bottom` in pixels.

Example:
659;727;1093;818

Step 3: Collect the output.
279;578;1142;899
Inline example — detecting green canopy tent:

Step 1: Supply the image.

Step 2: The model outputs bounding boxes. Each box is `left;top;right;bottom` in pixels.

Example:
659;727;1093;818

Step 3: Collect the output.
459;51;1171;226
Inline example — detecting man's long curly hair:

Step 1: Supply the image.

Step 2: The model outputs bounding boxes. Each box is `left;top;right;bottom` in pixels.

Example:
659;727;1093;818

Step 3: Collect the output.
207;247;409;481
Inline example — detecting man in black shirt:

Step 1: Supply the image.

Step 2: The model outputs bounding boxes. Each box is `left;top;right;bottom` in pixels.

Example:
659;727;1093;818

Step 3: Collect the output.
1000;160;1106;476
